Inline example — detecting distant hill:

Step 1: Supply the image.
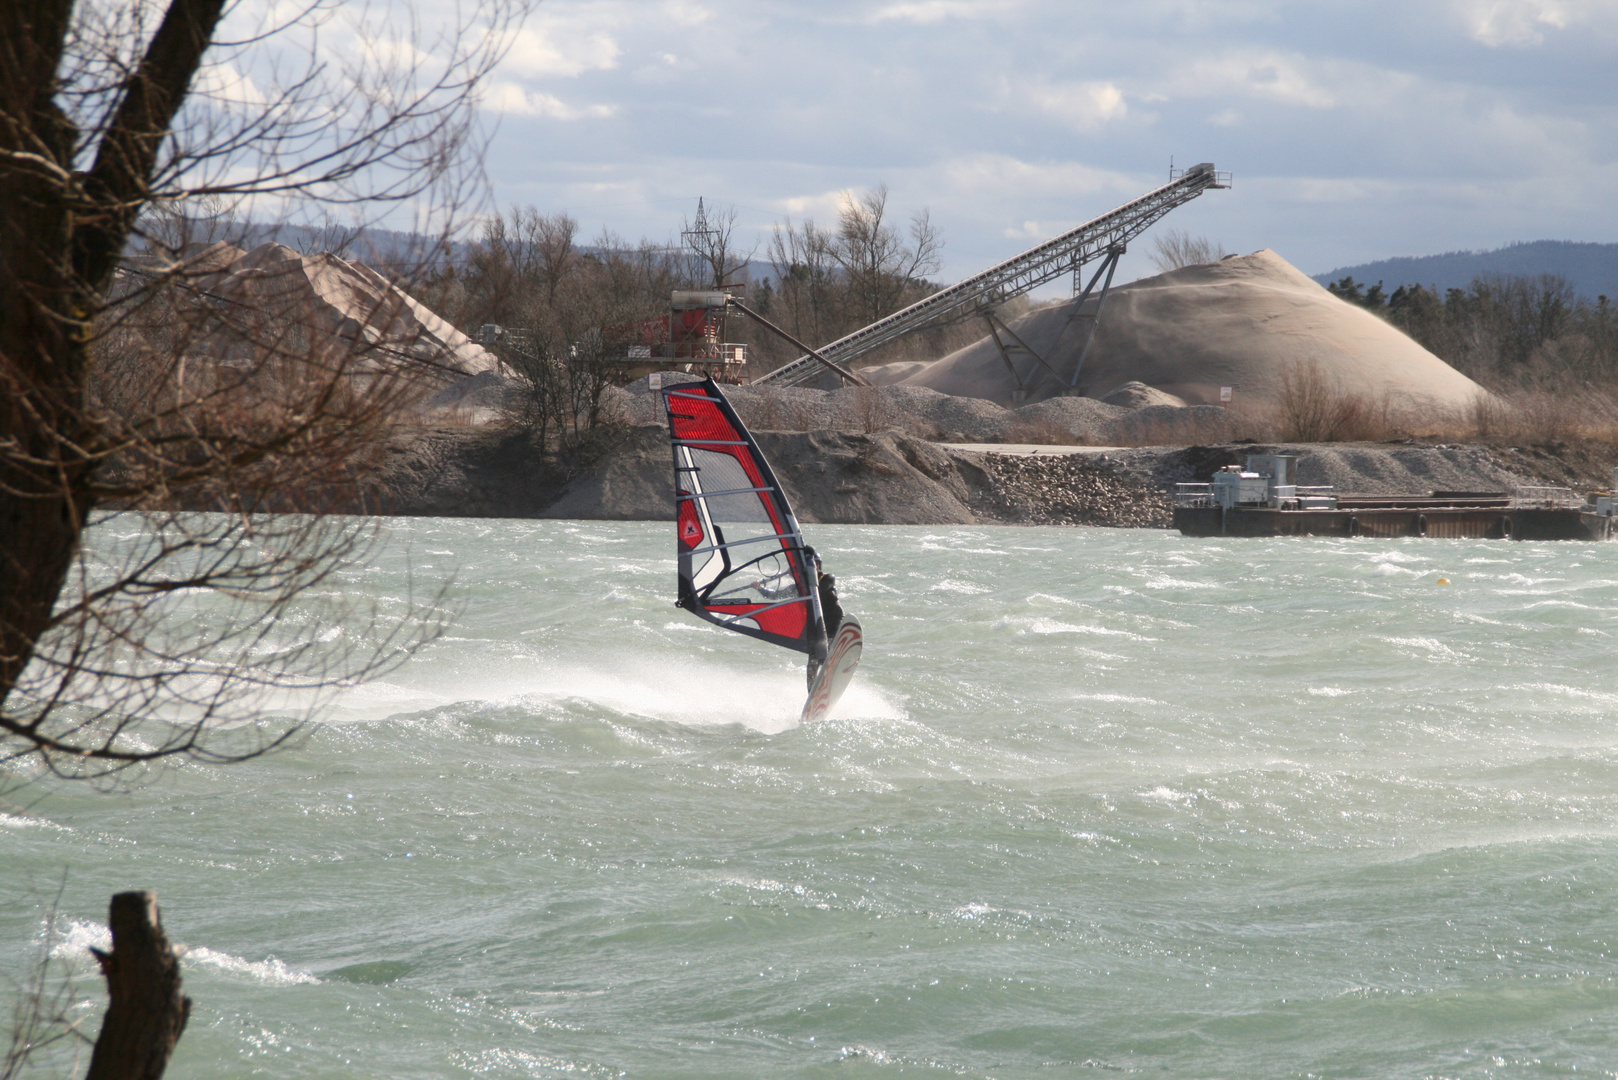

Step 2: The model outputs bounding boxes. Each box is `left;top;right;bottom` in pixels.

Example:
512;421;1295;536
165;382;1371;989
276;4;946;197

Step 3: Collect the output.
1313;240;1618;301
234;223;472;267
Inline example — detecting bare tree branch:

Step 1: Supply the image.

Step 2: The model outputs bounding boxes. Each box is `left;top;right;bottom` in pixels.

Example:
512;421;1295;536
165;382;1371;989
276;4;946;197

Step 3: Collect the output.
1;0;525;780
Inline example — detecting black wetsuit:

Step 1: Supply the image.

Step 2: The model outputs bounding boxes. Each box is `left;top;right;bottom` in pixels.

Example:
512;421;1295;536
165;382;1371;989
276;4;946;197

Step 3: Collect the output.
817;572;843;635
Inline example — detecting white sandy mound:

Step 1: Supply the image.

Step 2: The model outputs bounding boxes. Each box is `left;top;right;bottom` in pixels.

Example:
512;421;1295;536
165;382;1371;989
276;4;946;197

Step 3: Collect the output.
1101;381;1186;408
885;250;1488;411
188;242;500;380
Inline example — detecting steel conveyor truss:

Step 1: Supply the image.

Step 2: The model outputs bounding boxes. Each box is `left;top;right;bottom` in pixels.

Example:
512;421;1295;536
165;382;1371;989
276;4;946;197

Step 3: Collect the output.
752;162;1230;390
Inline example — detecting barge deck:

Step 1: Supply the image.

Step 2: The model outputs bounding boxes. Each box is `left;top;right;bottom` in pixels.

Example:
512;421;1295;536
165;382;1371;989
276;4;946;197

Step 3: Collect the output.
1173;455;1615;540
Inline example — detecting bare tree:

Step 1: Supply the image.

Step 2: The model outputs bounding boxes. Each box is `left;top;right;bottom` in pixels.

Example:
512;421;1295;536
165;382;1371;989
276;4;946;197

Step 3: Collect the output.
1;0;525;780
452;212;694;457
830;185;942;327
761;186;944;371
682;199;754;289
4;884;91;1079
1149;228;1229;271
767;217;841;354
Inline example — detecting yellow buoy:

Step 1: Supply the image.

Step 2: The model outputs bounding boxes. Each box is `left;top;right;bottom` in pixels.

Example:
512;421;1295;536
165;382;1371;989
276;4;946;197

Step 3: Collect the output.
1436;577;1451;585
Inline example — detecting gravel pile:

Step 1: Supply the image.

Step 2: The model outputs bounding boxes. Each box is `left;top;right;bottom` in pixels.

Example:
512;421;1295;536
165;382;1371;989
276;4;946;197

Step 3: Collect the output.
1111;404;1232;445
611;379;1022;441
830;384;1015;441
1010;397;1128;443
611;377;1224;445
970;453;1170;528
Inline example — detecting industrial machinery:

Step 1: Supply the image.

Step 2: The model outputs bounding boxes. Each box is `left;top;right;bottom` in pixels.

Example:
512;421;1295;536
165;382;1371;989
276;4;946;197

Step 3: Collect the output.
753;162;1231;393
605;291;748;381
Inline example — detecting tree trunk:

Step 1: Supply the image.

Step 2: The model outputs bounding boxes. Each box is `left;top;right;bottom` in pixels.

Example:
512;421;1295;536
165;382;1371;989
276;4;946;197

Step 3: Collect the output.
85;892;191;1080
0;0;92;716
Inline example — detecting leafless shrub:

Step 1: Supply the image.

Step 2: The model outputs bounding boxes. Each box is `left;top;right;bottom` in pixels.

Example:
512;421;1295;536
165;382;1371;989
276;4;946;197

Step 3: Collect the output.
854;386;897;433
1467;393;1509;442
750;385;785;430
1466;387;1618;445
780;395;819;432
1273;360;1403;442
1149;229;1230;272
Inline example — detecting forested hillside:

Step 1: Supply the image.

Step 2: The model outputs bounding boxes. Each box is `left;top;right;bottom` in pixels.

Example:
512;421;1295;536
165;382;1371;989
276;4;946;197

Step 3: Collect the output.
1315;240;1618;300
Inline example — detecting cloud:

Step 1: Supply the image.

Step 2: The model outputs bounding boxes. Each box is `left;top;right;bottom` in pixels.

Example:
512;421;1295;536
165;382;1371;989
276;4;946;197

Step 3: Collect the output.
662;1;716;26
864;0;1017;23
1003;220;1047;240
1022;80;1130;133
1155;49;1338;108
503;16;621;78
472;1;1618;286
940;154;1138;201
1457;0;1572;46
488;84;619;120
777;190;851;219
190;58;267;108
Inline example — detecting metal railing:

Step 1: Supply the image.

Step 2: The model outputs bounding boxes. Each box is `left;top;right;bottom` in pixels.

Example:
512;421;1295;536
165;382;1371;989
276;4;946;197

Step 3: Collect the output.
1172;482;1339;510
1512;486;1581;509
1173;483;1213;508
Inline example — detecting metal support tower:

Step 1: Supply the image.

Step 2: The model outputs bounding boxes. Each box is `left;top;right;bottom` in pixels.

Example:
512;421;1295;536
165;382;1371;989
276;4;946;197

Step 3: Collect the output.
754;162;1230;387
985;244;1125;402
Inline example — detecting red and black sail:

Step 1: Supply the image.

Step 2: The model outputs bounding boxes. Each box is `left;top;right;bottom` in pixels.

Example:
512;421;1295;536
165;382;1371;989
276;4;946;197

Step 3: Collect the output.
661;377;826;656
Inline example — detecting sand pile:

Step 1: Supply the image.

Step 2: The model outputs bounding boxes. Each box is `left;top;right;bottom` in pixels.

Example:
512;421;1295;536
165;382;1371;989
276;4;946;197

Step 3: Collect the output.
175;241;501;384
863;250;1488;411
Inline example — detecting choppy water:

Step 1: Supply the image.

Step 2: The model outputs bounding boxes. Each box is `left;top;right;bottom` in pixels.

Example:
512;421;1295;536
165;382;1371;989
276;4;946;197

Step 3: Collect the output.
6;520;1618;1079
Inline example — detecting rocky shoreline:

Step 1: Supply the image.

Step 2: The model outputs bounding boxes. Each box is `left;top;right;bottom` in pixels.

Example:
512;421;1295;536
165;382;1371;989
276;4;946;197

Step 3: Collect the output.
364;421;1607;529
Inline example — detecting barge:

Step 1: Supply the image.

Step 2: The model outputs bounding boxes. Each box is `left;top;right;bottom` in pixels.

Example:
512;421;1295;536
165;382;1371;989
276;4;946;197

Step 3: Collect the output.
1173;455;1616;540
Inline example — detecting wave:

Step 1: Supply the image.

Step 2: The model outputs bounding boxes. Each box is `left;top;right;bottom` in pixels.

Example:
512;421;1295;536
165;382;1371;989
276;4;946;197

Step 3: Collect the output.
346;652;903;735
48;920;316;985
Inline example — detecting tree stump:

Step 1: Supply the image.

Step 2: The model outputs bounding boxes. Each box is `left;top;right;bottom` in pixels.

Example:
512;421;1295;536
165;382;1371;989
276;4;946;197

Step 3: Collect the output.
85;892;191;1080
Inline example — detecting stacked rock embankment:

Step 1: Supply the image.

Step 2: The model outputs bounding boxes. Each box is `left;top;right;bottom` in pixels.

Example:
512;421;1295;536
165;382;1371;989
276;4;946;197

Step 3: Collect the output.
968;454;1171;529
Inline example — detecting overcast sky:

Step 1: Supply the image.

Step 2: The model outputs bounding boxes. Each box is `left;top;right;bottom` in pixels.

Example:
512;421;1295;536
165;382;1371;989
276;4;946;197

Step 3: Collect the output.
477;0;1618;288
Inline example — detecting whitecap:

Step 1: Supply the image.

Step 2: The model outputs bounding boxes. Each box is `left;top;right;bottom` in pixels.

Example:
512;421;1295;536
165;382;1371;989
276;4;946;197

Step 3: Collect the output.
0;813;70;831
930;580;992;595
47;920;317;985
1072;692;1165;705
995;616;1154;640
1369;550;1429;566
1379;635;1468;660
49;919;110;961
839;576;902;593
184;946;319;985
1139;786;1193;802
1141;575;1220;590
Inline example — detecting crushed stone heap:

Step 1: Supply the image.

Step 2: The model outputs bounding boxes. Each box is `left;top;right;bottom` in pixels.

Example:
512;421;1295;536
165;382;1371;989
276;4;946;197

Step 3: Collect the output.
864;249;1487;411
173;241;501;383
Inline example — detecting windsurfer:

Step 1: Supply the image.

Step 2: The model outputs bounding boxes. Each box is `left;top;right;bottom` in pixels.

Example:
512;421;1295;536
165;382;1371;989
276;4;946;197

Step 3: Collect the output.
804;546;843;635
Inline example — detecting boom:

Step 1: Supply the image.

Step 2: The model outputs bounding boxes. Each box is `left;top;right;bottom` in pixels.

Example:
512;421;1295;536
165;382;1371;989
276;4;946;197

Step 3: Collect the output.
754;162;1230;387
